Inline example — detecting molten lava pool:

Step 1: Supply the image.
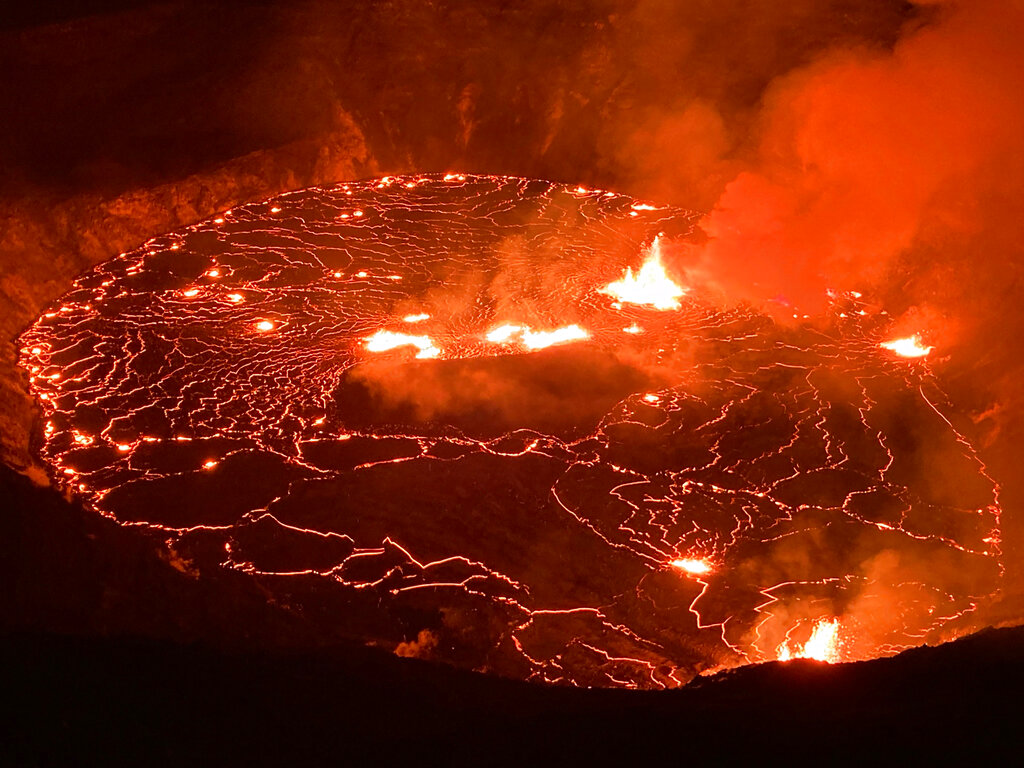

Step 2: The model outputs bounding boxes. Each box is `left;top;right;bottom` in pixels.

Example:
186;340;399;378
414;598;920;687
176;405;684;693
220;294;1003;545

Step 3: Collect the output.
18;173;1002;688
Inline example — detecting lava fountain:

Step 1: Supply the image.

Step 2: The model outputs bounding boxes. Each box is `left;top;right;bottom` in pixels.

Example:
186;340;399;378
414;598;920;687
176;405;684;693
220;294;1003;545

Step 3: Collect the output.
18;173;1002;688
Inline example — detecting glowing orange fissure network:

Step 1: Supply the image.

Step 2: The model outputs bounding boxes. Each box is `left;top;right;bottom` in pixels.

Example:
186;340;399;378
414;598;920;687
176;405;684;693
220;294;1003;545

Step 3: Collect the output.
18;173;999;688
361;235;681;361
362;233;930;368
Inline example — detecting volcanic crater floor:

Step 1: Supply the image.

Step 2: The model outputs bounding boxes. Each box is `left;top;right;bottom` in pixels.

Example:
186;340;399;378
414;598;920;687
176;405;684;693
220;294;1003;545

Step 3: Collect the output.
18;173;1001;688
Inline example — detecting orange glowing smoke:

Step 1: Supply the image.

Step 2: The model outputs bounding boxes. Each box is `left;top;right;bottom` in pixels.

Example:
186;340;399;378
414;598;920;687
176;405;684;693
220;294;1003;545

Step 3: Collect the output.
777;618;842;663
880;335;932;358
600;235;685;310
365;330;440;359
680;0;1024;315
670;558;713;576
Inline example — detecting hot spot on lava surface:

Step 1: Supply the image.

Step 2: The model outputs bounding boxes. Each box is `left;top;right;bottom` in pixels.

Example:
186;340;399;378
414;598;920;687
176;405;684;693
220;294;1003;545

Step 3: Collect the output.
18;173;1002;688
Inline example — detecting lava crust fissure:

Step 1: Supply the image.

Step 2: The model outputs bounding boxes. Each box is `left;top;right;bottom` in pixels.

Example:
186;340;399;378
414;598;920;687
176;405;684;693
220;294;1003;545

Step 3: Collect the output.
17;173;1002;689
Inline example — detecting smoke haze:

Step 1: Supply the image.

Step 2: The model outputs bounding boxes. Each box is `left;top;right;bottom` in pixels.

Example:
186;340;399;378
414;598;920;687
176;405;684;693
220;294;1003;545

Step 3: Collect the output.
667;0;1024;323
630;0;1024;616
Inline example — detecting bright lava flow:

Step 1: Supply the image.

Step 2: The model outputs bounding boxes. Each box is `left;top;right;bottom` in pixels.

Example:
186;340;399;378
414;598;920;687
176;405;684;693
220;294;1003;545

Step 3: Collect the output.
18;173;1002;689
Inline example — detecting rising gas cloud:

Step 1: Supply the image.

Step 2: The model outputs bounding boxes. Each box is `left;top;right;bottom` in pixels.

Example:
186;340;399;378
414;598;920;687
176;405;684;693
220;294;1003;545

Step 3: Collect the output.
680;0;1024;320
644;0;1024;608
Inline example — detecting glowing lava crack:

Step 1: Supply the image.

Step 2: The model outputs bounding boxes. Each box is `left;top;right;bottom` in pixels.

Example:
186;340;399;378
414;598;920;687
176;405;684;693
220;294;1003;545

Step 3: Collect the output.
18;173;1002;689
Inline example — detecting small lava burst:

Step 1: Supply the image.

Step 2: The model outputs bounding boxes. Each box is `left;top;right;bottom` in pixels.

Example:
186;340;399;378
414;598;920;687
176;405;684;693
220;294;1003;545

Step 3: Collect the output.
880;335;933;358
778;619;843;663
254;320;276;333
670;558;713;576
365;329;440;359
485;323;524;343
521;324;588;350
484;323;589;350
599;234;686;310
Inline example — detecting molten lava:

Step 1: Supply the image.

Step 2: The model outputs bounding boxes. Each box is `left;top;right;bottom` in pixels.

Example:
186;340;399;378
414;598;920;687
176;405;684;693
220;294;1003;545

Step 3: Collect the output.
485;324;524;343
485;323;589;350
880;335;933;358
365;329;440;359
778;619;843;664
17;173;1002;690
670;558;713;576
521;324;588;350
599;234;685;310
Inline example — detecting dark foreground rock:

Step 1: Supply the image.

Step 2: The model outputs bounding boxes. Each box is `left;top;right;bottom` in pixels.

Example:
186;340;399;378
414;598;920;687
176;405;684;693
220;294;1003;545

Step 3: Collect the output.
3;618;1023;764
3;464;1022;763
